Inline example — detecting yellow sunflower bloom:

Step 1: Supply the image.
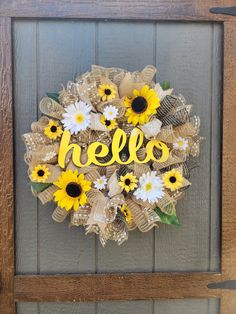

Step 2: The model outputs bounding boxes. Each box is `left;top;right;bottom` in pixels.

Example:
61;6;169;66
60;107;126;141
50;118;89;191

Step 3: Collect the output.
118;173;138;193
98;84;116;101
124;85;160;126
100;114;117;130
31;164;51;183
44;119;63;140
163;169;183;192
121;204;133;223
53;170;91;211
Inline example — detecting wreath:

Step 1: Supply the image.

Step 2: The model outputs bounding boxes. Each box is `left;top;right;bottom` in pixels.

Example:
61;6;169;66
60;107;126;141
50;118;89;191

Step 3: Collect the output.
22;65;202;246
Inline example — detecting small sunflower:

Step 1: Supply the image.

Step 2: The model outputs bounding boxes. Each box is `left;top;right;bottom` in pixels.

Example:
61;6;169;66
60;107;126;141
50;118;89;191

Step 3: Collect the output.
163;169;183;192
53;170;91;211
44;119;63;140
118;173;138;193
100;114;117;130
98;84;116;101
31;164;51;183
121;204;133;223
124;85;160;126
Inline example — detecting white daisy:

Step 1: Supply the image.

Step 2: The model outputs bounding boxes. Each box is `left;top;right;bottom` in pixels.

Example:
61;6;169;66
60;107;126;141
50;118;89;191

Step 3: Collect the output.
103;105;118;121
173;137;188;151
134;171;164;204
94;175;108;190
62;101;91;134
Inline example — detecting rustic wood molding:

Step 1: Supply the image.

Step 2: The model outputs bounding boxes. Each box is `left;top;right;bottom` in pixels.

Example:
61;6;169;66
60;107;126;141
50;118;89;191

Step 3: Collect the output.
0;16;15;314
0;0;235;20
14;273;223;302
0;1;235;313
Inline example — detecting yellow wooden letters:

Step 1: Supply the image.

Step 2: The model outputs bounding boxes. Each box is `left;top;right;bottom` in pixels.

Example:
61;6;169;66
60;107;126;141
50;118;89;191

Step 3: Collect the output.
58;128;169;168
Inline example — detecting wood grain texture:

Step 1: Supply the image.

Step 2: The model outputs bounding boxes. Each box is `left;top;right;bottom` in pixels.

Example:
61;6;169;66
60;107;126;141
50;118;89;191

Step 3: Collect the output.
0;16;15;314
14;273;223;302
221;291;236;314
221;22;236;277
0;0;236;20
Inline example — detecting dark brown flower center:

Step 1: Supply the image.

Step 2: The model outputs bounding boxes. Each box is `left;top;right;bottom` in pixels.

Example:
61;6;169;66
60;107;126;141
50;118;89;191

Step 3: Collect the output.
37;170;45;177
105;120;111;126
124;179;131;186
131;96;148;113
104;89;111;95
66;183;82;198
50;125;57;133
169;176;177;183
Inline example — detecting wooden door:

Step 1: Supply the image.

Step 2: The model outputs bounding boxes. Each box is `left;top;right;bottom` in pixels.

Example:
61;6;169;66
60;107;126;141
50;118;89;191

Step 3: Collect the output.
0;1;236;313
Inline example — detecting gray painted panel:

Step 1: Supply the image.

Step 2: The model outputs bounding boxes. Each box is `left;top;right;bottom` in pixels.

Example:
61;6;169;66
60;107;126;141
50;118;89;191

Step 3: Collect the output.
154;23;221;272
14;21;222;314
96;22;155;275
37;21;96;273
14;20;38;274
154;299;219;314
17;299;219;314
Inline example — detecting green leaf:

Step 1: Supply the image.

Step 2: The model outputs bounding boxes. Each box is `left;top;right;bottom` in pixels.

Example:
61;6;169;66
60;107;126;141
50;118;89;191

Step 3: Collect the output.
160;81;171;91
31;182;52;193
46;92;59;103
154;207;180;226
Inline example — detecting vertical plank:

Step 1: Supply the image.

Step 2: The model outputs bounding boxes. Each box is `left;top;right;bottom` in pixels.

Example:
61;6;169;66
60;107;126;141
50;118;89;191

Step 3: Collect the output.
154;299;219;314
17;303;38;314
37;21;96;274
154;23;220;272
0;16;15;314
221;21;236;277
13;21;38;274
39;302;96;314
209;23;222;272
98;300;153;314
221;291;236;314
96;21;155;277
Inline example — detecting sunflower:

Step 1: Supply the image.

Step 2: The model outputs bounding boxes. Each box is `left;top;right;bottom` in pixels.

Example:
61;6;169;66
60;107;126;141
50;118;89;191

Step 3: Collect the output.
100;114;117;130
163;169;183;192
98;84;116;101
124;85;160;126
118;173;138;193
53;170;91;211
121;204;133;223
31;164;51;183
44;119;63;140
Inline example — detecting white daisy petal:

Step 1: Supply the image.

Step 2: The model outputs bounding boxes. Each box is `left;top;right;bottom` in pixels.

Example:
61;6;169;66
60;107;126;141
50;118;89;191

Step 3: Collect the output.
94;176;108;190
173;137;188;151
62;101;91;134
103;105;118;121
134;171;164;204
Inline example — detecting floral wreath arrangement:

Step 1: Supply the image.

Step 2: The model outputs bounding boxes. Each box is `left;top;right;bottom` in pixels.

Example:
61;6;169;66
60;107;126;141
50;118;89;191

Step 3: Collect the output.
22;65;202;246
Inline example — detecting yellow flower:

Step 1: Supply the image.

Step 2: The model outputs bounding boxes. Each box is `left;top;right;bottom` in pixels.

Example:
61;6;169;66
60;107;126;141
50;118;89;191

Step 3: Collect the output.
98;84;116;101
44;119;63;140
163;169;183;192
124;85;160;126
121;204;133;223
53;170;91;211
100;114;117;130
118;173;138;193
31;164;51;183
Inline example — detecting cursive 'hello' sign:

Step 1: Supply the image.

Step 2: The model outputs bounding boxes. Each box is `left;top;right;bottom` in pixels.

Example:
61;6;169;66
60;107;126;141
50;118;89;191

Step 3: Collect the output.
58;128;169;168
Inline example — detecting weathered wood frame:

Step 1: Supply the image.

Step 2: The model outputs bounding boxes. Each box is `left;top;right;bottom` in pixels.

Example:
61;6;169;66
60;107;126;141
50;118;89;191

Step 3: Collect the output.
0;1;236;313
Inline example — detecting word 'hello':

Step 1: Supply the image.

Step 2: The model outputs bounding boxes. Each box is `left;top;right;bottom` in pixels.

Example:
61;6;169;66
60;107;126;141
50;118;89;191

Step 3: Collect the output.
58;128;169;168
